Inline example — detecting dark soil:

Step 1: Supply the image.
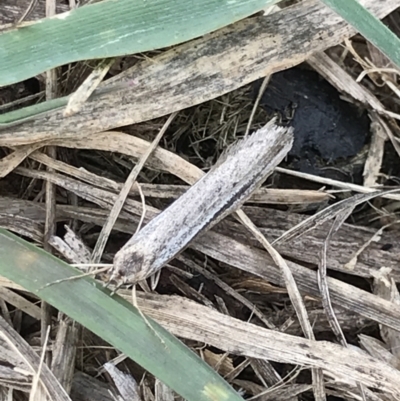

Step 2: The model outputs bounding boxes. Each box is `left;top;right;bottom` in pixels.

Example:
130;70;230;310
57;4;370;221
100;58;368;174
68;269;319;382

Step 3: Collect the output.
254;65;370;179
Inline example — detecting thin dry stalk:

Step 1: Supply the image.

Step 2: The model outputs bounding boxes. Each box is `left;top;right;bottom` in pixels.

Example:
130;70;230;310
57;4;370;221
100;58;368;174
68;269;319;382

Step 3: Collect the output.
16;0;39;24
275;167;400;201
318;207;367;400
64;58;115;117
26;149;328;205
363;114;387;187
236;210;326;401
273;189;400;245
30;325;50;401
244;75;270;137
91;112;177;264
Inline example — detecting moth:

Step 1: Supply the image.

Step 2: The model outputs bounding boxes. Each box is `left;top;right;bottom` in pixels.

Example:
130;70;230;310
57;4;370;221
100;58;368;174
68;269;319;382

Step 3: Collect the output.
111;119;293;285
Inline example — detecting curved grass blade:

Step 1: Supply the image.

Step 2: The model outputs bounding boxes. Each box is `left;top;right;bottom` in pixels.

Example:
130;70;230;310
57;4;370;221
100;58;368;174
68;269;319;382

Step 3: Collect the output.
321;0;400;69
0;228;244;401
0;0;278;86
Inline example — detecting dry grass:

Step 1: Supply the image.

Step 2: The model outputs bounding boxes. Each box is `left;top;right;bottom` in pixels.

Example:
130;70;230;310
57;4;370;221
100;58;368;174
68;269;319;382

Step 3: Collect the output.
1;1;400;400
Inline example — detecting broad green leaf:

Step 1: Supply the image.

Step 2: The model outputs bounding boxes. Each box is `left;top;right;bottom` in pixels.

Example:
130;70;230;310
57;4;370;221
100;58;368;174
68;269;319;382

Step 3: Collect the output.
321;0;400;69
0;228;244;401
0;0;279;86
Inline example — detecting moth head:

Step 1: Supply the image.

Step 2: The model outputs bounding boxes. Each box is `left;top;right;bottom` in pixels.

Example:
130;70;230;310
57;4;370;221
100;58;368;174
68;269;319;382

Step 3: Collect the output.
111;248;153;285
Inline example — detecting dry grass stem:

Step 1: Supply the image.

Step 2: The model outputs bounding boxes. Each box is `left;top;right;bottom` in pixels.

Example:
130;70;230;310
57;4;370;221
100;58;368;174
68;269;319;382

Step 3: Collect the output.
64;58;115;117
276;167;400;201
90;112;177;265
236;210;326;401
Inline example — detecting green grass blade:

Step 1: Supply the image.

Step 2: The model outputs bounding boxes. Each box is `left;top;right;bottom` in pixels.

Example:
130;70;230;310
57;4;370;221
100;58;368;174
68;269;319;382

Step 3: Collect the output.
0;0;278;86
0;97;68;126
321;0;400;69
0;228;244;401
